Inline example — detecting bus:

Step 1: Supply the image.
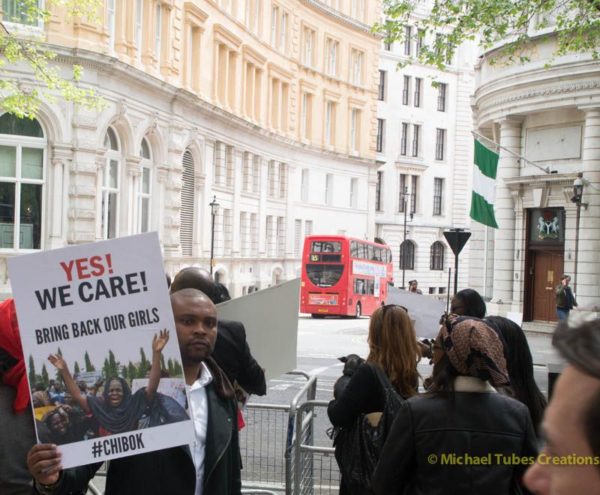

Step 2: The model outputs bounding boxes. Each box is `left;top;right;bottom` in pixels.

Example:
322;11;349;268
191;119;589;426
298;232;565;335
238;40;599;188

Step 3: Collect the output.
300;235;393;318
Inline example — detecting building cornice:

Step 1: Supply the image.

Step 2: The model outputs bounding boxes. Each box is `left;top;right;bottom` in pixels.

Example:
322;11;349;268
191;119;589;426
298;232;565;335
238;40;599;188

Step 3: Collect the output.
298;0;376;36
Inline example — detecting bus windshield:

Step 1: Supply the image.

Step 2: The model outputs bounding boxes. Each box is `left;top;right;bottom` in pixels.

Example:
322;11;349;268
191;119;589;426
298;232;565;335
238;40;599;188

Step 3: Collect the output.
311;241;342;253
306;264;344;287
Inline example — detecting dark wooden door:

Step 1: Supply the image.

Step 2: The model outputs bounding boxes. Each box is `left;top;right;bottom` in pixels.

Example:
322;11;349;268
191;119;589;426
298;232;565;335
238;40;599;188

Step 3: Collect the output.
532;251;564;321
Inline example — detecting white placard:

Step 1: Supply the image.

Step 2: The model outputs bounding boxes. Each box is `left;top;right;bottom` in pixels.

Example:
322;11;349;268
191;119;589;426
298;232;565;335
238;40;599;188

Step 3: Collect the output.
8;233;193;469
386;287;446;339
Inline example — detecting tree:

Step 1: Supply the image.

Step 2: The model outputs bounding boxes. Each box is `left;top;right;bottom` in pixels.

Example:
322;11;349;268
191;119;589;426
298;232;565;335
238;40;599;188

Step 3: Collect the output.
84;351;95;372
106;350;120;378
28;355;36;387
41;363;49;387
73;361;80;375
378;0;600;68
0;0;104;118
138;348;150;378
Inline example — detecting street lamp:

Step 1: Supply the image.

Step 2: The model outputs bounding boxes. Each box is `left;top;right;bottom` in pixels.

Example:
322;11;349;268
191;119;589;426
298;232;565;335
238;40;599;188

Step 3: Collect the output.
571;173;587;294
400;187;414;289
209;195;220;275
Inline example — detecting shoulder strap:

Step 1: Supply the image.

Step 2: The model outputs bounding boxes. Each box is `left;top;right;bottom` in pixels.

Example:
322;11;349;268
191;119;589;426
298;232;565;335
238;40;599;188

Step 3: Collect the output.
368;362;405;402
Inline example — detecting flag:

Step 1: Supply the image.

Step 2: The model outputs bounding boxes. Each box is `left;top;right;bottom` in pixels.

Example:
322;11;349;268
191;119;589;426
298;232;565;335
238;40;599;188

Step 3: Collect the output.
470;139;499;229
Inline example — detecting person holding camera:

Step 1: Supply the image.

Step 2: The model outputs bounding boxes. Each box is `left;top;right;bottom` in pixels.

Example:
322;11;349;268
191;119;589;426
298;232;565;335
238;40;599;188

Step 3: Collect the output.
555;274;577;321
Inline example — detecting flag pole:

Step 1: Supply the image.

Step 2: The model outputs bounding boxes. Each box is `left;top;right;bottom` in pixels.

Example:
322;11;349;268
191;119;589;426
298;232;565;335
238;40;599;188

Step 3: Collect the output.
471;131;551;175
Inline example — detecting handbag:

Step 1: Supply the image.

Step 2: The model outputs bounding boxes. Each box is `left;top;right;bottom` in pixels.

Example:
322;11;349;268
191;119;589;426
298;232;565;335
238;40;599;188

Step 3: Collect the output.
332;363;404;495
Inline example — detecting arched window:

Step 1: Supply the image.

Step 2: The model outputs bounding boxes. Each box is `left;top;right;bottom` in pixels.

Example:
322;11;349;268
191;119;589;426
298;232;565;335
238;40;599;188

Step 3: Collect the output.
138;137;152;233
0;113;45;249
102;127;121;239
180;149;195;256
430;241;445;270
399;240;415;270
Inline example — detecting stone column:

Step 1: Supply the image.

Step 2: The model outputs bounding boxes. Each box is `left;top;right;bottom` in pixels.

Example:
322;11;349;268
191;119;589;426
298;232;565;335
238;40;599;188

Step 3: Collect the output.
577;107;600;310
232;149;243;256
125;157;142;235
258;157;268;256
48;157;66;248
491;117;522;307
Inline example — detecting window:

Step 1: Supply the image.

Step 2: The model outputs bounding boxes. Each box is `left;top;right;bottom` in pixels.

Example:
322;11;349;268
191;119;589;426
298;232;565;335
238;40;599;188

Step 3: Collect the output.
325;101;336;145
135;0;143;61
435;128;446;160
403;25;412;55
437;83;447;112
2;0;40;26
383;29;392;51
326;38;338;76
400;123;408;156
0;114;44;249
265;216;274;255
138;138;152;233
305;219;313;236
301;168;309;202
303;26;315;67
279;12;288;50
430;241;445;270
325;174;333;205
398;174;407;212
410;175;418;213
270;6;278;46
154;2;162;66
412;124;420;157
414;77;422;107
351;0;365;20
402;75;410;105
376;171;383;212
399;240;415;270
378;70;386;101
350;109;361;153
245;0;261;33
294;219;302;257
276;216;285;256
433;177;444;215
270;77;289;131
301;92;313;140
350;178;358;208
268;160;277;197
350;49;363;85
278;162;287;198
102;127;120;239
107;0;116;49
376;119;385;153
416;29;424;56
180;150;195;255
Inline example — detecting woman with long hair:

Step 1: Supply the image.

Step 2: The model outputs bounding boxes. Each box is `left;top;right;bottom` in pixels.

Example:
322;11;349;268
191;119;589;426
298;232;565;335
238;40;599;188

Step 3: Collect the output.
372;315;538;495
328;305;420;494
484;315;547;430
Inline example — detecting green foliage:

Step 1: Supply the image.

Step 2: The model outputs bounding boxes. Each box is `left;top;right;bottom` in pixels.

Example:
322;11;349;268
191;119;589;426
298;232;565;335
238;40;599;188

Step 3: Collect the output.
84;351;95;372
74;361;80;374
28;355;36;387
41;363;49;385
0;0;105;118
138;348;150;378
377;0;600;68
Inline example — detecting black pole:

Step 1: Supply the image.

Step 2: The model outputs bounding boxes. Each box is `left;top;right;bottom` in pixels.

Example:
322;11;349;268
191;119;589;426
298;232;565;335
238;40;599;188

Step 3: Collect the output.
210;210;216;275
574;201;581;294
454;252;459;296
446;267;452;313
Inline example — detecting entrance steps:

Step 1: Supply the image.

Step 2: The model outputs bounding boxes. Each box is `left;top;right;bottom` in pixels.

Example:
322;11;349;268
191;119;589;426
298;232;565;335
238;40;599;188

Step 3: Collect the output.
522;321;556;335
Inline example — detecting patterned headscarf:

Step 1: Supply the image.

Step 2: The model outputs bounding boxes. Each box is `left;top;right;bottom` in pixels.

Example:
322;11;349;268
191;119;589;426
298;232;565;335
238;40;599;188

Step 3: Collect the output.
439;315;509;387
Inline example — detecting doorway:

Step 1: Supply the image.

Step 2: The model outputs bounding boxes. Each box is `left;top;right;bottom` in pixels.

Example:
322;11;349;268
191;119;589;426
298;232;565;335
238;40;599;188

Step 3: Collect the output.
531;251;564;322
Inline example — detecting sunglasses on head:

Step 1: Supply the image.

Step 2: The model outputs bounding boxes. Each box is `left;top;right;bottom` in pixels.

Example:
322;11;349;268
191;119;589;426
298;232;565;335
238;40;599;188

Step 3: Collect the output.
382;304;408;315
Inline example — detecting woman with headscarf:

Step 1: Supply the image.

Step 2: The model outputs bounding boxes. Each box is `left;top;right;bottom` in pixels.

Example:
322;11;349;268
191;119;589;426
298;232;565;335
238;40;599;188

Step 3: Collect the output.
371;315;538;495
48;329;187;437
328;305;421;494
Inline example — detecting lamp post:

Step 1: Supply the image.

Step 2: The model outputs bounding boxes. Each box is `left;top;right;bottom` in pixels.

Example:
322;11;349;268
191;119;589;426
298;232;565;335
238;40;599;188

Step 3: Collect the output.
571;173;587;294
400;187;413;289
209;195;220;275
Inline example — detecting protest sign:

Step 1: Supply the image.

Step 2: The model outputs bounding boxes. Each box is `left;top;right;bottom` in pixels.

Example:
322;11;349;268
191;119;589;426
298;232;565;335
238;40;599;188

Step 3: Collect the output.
8;233;193;469
386;286;445;339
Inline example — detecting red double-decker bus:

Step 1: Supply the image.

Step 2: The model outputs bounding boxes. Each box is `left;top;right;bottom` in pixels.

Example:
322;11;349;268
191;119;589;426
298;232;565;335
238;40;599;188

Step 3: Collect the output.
300;235;393;318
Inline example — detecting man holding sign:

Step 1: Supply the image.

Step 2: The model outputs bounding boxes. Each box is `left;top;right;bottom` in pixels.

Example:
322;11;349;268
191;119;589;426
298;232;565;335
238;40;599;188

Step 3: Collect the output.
27;288;241;494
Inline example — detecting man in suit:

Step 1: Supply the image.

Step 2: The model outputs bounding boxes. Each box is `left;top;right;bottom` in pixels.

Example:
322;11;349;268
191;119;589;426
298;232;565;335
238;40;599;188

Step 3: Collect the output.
171;267;266;396
27;289;241;495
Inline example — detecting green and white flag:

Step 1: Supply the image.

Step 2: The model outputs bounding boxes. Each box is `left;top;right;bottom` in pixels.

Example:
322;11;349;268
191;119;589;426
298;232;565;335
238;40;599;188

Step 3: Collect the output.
470;139;499;229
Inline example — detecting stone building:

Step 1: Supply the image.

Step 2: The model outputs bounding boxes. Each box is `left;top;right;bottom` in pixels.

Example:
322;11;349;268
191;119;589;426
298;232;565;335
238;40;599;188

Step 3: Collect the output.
0;0;381;297
470;20;600;321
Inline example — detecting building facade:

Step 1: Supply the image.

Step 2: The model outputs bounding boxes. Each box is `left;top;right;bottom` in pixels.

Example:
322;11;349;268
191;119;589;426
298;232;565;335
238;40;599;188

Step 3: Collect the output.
0;0;381;298
375;3;475;294
470;21;600;321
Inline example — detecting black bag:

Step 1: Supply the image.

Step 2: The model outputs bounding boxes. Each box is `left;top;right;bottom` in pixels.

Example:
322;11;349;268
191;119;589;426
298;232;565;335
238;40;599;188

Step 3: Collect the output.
332;363;404;495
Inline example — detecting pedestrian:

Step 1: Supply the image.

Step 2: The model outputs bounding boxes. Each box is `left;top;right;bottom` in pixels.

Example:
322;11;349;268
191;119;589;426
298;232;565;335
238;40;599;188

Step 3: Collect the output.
328;304;420;494
555;274;577;320
524;318;600;494
372;315;538;495
171;267;266;397
484;315;547;431
408;280;422;294
26;289;242;495
0;298;40;495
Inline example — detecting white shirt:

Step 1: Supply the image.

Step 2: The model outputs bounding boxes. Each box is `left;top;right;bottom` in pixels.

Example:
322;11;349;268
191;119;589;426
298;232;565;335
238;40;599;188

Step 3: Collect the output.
188;362;213;495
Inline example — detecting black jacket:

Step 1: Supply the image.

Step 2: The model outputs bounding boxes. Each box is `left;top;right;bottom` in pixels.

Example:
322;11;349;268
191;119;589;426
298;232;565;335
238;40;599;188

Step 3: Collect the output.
213;319;266;396
372;383;538;495
48;358;241;495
